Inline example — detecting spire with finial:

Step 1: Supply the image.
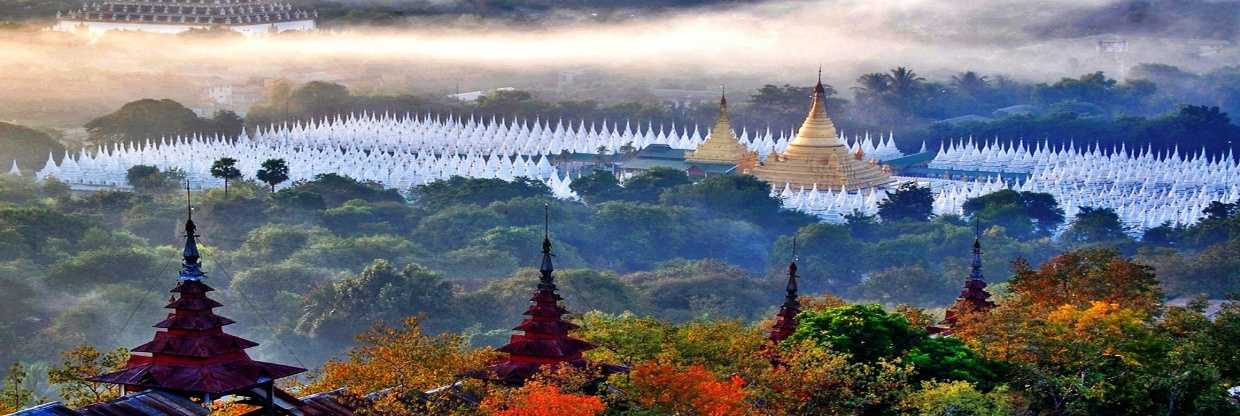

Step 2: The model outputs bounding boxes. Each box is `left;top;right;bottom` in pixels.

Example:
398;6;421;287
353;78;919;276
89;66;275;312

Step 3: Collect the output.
180;182;204;281
814;66;825;95
90;181;304;399
685;84;751;165
471;204;621;385
769;236;802;343
929;221;996;335
540;203;554;281
969;221;983;281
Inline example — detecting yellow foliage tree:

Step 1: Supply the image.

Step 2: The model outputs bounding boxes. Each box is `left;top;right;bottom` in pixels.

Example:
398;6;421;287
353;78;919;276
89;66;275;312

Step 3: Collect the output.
304;317;497;415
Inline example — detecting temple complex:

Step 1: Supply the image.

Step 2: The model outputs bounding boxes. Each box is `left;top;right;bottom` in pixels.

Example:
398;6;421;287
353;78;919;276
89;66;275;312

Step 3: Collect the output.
90;206;305;401
684;90;758;172
928;225;997;335
751;73;895;191
470;207;623;385
54;1;317;35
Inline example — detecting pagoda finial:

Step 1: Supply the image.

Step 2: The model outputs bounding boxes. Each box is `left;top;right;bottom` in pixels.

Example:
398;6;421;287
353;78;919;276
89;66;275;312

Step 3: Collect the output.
180;182;204;281
540;203;554;281
815;66;824;95
969;221;983;281
787;236;799;299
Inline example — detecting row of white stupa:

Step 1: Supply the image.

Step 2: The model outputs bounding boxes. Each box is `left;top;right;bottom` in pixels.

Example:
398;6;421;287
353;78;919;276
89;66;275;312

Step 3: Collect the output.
927;137;1240;177
243;112;906;160
15;112;1237;232
777;144;1240;233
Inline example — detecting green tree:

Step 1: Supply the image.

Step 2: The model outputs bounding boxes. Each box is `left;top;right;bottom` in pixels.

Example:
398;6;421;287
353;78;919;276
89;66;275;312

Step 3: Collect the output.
568;170;623;205
620;167;691;203
255;158;289;192
297;260;459;350
210;110;244;137
904;381;1014;416
47;345;128;408
0;363;39;413
209;157;242;198
851;265;956;307
411;176;551;211
124;165;183;194
792;305;994;384
663;174;814;233
1061;206;1130;245
963;189;1065;237
878;182;934;222
790;304;922;362
84;99;208;145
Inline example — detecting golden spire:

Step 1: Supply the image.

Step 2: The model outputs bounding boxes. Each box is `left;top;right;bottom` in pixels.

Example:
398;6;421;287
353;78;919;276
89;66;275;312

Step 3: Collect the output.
685;85;753;165
791;68;841;148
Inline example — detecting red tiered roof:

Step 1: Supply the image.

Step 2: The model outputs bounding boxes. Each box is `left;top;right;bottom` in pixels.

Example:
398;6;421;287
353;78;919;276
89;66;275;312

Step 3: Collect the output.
768;261;801;343
91;217;304;397
472;217;624;385
929;230;997;335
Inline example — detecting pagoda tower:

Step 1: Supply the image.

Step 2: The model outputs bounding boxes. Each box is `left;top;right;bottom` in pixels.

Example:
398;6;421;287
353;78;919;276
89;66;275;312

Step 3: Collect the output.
685;88;757;170
751;72;895;190
91;202;304;401
929;225;997;335
767;252;802;343
473;207;613;385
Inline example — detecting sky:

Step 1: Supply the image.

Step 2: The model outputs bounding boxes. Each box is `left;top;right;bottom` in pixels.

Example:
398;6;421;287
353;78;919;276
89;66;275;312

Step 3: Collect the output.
1;0;1235;126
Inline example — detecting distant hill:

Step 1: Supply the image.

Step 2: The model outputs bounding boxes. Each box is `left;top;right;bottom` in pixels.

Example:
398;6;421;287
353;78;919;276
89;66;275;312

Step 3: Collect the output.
0;122;65;174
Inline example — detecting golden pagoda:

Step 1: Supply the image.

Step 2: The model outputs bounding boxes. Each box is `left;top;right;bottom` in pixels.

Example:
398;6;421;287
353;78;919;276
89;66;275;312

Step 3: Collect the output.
751;74;894;190
686;89;757;168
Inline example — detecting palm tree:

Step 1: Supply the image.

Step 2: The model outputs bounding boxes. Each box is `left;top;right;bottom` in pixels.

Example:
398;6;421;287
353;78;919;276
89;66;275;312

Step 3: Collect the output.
210;157;242;198
951;71;990;95
853;72;892;104
887;67;925;99
256;158;289;192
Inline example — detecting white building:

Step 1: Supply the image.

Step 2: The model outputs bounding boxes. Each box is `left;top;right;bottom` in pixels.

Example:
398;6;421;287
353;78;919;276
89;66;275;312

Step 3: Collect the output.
54;0;316;36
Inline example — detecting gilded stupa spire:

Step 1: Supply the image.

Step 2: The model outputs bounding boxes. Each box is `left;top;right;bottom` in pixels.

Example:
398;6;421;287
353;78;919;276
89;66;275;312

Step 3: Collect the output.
792;67;840;148
685;85;754;165
750;70;894;191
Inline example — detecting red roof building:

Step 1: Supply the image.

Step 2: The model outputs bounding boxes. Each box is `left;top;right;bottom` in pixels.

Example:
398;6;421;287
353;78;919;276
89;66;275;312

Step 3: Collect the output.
90;213;304;400
470;208;622;385
929;225;997;335
768;259;801;343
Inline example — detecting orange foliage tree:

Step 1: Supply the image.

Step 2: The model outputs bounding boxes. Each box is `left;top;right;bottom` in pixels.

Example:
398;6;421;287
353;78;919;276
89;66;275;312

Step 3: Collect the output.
479;381;605;416
304;317;496;414
626;362;751;416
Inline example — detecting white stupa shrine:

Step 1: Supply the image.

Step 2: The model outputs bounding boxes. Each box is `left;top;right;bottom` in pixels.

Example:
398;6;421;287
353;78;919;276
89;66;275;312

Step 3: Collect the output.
30;111;1236;234
54;0;316;36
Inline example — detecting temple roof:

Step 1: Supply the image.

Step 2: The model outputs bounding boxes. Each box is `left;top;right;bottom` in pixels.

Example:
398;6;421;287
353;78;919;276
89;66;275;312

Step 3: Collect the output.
469;206;622;385
930;225;997;334
90;204;305;396
58;1;316;26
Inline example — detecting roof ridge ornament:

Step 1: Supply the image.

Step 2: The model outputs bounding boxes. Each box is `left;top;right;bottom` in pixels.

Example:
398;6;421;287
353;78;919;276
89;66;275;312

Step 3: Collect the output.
180;181;205;281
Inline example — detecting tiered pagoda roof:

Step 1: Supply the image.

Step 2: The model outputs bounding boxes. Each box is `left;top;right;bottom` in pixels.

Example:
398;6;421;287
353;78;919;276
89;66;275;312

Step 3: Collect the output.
767;256;802;343
90;209;304;398
752;72;895;190
685;89;757;168
59;0;315;26
471;208;620;386
929;225;997;335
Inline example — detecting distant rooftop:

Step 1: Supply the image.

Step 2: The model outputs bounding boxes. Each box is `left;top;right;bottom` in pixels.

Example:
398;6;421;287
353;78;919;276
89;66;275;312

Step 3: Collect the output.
57;0;316;32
